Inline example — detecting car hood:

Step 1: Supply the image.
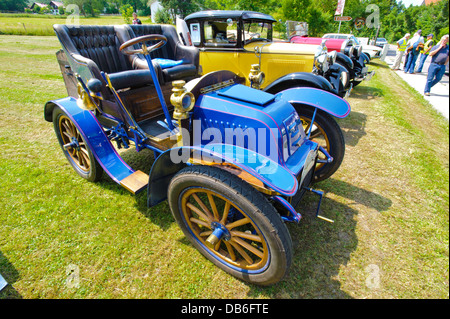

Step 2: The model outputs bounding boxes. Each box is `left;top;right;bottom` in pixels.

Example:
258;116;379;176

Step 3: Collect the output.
244;41;317;55
363;44;382;51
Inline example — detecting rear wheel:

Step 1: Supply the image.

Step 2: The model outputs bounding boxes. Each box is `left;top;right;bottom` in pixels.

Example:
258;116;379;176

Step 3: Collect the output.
294;105;345;182
53;106;103;182
168;165;293;286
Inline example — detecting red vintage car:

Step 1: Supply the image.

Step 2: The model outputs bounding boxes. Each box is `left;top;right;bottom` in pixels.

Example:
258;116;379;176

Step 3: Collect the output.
291;36;353;54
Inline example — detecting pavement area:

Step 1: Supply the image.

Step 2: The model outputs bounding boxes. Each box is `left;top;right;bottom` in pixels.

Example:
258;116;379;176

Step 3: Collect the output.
382;44;449;120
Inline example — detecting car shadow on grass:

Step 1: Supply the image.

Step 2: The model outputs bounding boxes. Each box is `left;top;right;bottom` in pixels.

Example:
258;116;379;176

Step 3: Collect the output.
369;60;390;69
349;85;384;100
336;110;367;147
0;251;22;299
246;177;391;298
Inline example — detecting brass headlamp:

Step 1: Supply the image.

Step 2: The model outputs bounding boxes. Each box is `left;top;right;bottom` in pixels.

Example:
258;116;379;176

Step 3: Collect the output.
248;64;265;90
76;78;102;111
170;80;195;120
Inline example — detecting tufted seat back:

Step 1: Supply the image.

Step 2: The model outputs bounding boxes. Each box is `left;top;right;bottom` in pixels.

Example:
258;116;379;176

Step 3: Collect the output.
63;25;132;74
129;25;176;61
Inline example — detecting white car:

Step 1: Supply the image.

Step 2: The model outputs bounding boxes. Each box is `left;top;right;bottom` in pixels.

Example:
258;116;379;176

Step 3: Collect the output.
323;33;383;60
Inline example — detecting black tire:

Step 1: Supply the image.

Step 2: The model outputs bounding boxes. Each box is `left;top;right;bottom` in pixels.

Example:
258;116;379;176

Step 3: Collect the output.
293;104;345;182
53;106;103;182
168;165;293;286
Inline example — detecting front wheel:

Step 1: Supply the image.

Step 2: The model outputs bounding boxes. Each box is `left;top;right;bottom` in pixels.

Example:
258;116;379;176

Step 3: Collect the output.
294;105;345;182
168;165;293;286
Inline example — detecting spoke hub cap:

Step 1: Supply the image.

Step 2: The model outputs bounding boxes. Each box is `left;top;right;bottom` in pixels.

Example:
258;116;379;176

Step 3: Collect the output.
206;222;230;247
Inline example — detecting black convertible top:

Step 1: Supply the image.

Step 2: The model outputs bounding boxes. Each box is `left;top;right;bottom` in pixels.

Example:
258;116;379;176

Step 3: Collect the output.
184;10;277;22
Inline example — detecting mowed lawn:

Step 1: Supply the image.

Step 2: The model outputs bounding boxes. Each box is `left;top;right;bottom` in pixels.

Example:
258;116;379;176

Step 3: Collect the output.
0;14;142;36
0;34;448;299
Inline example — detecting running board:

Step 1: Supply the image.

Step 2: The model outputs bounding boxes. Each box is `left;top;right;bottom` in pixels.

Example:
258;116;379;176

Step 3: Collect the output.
120;170;148;194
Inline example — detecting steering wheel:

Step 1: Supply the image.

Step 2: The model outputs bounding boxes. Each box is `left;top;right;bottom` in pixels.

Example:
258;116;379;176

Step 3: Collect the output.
119;34;167;55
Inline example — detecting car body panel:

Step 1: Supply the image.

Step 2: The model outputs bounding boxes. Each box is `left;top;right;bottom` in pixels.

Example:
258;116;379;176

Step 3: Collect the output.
290;36;350;53
198;42;315;88
183;11;326;90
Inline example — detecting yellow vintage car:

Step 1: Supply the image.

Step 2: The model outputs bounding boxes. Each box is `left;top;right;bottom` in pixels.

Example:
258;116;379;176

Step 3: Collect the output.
178;10;352;98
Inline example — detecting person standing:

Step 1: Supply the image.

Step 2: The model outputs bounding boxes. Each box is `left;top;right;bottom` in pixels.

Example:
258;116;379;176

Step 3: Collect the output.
392;33;410;70
424;34;449;96
404;30;424;74
132;12;142;25
416;34;434;73
403;31;418;71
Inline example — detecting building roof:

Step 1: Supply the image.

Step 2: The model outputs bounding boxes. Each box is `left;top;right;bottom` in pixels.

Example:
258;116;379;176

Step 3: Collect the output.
423;0;442;5
30;2;47;9
50;1;65;7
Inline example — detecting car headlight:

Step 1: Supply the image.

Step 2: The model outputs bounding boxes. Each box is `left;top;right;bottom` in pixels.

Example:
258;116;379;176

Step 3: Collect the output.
315;53;328;72
315;43;329;71
327;51;337;65
344;45;354;58
355;45;362;58
340;70;349;88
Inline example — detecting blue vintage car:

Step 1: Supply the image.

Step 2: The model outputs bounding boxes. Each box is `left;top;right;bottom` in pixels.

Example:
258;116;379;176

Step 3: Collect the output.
44;24;350;285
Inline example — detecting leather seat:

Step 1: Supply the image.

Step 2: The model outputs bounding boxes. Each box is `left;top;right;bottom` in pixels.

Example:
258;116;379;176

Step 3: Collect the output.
54;24;158;92
115;24;199;83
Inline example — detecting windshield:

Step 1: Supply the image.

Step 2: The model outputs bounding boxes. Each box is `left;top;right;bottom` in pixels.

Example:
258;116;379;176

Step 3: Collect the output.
242;20;273;44
201;19;239;47
350;35;360;45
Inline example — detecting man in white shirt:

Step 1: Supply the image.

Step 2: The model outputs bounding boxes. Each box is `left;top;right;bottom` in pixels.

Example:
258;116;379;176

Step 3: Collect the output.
404;30;424;74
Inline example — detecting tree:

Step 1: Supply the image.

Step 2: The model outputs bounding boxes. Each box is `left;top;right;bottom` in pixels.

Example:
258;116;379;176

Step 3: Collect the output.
159;0;200;19
0;0;28;12
120;4;134;24
62;0;104;17
117;0;148;13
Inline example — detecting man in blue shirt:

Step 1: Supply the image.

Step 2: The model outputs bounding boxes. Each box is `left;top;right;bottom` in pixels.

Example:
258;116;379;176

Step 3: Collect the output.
424;35;449;96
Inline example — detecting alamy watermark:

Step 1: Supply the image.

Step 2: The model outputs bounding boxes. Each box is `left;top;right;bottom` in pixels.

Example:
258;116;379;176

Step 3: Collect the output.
65;4;80;26
354;5;380;30
65;264;80;288
365;264;381;289
167;119;306;173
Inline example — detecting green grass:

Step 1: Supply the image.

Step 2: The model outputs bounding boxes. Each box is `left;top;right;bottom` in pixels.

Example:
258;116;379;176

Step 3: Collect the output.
0;14;153;36
0;34;448;299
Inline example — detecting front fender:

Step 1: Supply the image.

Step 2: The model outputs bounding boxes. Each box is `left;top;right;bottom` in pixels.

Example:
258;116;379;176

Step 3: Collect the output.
336;52;354;71
147;144;299;207
360;52;370;64
263;72;333;94
276;87;351;118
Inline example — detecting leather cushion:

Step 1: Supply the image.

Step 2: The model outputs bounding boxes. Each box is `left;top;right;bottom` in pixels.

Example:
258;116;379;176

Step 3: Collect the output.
108;69;154;90
162;64;198;82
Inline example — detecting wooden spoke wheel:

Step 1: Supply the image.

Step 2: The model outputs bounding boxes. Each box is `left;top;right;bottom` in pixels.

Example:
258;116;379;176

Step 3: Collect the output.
295;105;345;182
168;165;292;286
53;106;103;182
59;115;90;172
